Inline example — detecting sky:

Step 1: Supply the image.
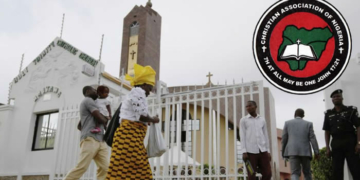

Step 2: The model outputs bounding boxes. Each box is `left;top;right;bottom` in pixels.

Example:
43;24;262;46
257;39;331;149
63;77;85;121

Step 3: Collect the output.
1;0;359;148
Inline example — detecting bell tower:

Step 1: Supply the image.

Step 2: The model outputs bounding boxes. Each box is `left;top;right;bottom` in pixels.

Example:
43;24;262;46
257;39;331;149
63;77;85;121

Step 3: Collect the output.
120;0;161;82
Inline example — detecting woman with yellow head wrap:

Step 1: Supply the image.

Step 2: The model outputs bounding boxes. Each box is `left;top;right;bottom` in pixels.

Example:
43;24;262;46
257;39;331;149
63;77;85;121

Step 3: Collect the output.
106;64;159;180
125;63;156;97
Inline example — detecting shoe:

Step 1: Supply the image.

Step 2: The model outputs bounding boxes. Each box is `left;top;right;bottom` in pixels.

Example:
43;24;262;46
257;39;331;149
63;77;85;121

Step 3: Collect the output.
90;127;101;133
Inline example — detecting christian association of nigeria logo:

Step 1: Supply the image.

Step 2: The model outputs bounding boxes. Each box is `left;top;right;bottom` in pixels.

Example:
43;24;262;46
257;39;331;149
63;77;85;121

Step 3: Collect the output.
253;0;351;94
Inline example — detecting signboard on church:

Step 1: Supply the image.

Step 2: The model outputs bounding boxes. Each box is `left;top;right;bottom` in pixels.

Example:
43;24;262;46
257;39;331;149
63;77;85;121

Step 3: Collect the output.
82;64;95;77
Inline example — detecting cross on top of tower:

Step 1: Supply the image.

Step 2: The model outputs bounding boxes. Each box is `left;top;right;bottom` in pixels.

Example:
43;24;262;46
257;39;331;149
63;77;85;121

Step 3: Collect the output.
206;72;213;83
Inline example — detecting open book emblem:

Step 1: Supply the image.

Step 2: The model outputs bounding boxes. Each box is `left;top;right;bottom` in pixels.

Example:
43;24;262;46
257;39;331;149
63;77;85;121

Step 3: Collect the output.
280;39;317;61
277;26;333;71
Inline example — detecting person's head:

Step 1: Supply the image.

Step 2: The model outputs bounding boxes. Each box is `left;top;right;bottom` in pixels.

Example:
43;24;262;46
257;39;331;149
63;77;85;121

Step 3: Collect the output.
97;85;109;99
83;86;98;100
331;89;343;106
125;64;156;97
246;101;257;114
135;83;153;97
294;108;305;118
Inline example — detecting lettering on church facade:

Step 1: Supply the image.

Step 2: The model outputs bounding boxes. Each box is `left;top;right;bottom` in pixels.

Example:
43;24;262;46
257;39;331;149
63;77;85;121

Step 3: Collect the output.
13;67;29;84
79;53;98;67
57;40;98;67
34;86;62;102
57;40;78;55
17;39;99;85
129;42;138;47
33;41;56;65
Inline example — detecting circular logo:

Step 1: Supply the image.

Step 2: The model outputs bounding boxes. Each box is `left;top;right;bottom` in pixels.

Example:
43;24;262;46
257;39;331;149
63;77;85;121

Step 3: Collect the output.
253;0;351;94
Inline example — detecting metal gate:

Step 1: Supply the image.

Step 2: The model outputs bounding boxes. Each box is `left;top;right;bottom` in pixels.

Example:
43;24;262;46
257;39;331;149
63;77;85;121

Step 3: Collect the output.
146;81;265;179
50;80;265;180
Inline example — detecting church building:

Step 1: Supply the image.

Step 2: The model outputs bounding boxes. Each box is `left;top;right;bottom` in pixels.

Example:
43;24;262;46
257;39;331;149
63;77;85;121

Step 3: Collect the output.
0;1;280;179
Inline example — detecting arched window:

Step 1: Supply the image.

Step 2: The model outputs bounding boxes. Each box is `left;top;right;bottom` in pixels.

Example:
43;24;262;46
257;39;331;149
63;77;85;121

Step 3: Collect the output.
130;21;139;36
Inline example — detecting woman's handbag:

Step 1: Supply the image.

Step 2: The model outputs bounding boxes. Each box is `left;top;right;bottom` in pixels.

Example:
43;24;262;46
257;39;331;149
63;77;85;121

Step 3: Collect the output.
146;122;167;158
103;104;121;147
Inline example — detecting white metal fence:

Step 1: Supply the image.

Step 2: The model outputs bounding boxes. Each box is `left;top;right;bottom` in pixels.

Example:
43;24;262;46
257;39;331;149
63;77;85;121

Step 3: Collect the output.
51;80;265;180
51;105;97;180
146;81;265;179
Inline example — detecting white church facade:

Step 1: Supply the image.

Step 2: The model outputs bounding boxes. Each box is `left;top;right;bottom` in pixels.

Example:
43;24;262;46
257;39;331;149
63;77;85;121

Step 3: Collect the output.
0;37;131;180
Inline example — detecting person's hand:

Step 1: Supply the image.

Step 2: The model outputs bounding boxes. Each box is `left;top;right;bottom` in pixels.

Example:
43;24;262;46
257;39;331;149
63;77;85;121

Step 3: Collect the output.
243;153;249;161
355;144;360;154
326;147;332;158
152;116;160;123
315;154;320;161
267;153;272;161
77;121;82;131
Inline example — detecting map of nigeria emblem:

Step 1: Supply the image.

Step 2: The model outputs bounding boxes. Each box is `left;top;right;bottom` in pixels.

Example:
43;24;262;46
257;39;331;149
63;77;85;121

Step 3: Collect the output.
253;0;351;94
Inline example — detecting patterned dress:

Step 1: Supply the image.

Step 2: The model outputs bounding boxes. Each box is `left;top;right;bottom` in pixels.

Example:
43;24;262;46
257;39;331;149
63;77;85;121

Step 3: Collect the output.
106;87;153;180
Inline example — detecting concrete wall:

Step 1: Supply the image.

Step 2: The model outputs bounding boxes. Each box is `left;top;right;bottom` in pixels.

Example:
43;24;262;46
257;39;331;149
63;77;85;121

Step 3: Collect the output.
264;88;280;179
0;105;14;176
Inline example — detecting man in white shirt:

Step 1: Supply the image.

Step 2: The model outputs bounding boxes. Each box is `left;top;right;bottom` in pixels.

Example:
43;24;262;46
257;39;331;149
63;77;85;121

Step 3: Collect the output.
240;101;272;180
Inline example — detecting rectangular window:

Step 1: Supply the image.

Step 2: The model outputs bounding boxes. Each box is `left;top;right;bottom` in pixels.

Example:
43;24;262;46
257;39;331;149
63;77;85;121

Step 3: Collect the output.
32;112;59;150
182;119;200;131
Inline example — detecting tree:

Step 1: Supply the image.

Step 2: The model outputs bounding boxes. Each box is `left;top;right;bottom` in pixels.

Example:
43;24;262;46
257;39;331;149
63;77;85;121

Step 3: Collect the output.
311;147;332;180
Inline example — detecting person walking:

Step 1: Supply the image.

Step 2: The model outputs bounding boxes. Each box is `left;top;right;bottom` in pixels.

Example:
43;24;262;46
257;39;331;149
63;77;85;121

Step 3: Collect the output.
282;108;320;180
64;86;110;180
240;100;272;180
106;64;159;180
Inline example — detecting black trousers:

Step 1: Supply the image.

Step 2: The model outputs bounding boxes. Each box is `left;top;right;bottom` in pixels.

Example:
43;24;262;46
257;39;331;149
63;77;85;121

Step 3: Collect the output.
331;137;360;180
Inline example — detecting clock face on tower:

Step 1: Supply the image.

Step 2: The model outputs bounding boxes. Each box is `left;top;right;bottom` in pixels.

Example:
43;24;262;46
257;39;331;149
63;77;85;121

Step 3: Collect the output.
127;21;139;76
